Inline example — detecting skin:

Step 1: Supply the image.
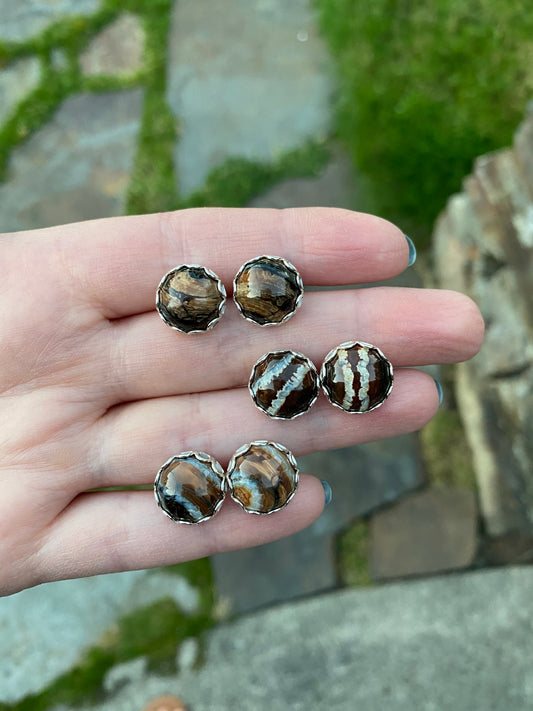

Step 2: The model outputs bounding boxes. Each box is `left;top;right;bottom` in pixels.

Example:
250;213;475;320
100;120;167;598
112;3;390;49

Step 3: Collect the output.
0;207;484;596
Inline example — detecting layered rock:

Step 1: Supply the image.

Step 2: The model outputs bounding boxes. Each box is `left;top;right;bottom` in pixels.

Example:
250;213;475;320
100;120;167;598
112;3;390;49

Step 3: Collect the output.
433;107;533;555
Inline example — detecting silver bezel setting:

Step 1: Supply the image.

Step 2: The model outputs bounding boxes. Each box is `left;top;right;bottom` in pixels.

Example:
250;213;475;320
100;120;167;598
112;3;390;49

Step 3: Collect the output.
154;450;226;524
248;349;320;420
225;440;299;515
320;340;394;414
156;264;227;334
232;255;304;327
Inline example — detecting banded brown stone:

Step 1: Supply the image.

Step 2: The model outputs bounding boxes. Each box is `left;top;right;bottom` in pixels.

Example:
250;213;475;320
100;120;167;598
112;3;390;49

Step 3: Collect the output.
249;349;319;419
154;452;226;524
233;255;303;326
320;341;393;413
226;441;299;515
156;264;226;333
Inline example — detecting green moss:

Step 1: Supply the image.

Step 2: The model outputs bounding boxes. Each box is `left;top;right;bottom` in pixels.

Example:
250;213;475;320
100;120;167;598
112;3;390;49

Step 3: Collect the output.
4;595;214;711
179;139;330;209
159;557;215;615
420;409;477;490
125;0;178;214
314;0;533;244
337;519;372;587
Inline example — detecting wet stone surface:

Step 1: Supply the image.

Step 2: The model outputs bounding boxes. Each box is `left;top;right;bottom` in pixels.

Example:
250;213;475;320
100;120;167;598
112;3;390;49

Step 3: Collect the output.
249;350;319;419
227;441;299;515
156;265;226;333
233;255;302;325
321;341;393;413
0;89;144;232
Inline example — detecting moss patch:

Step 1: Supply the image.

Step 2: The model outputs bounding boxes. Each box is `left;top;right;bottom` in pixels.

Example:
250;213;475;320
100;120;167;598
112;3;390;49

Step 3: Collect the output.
420;409;477;490
4;567;215;711
337;519;372;587
178;139;330;210
314;0;533;244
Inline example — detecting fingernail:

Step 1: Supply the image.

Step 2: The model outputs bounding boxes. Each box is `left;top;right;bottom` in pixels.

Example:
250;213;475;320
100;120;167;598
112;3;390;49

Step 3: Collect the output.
405;234;417;266
321;480;332;506
434;378;443;406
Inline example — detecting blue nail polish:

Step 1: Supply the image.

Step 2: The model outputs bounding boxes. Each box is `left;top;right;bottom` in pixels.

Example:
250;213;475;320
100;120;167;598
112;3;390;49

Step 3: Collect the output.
404;234;417;266
321;480;332;506
434;378;443;406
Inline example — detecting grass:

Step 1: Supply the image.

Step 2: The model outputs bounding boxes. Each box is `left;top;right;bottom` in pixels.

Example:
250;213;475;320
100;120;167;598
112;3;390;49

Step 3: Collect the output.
314;0;533;244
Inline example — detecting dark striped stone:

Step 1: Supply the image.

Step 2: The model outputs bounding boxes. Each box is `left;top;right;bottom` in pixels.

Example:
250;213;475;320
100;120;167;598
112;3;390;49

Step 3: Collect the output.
320;341;393;413
227;441;299;514
249;350;319;419
156;265;225;333
233;256;302;326
154;452;225;524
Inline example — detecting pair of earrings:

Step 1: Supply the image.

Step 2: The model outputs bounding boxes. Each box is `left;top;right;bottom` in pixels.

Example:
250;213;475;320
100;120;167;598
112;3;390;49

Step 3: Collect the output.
154;441;299;524
156;256;303;333
249;341;394;419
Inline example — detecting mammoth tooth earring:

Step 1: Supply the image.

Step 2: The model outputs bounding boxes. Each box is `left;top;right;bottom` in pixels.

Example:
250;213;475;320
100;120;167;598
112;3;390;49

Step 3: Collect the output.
154;451;226;524
156;265;226;333
249;349;319;420
233;255;303;326
320;341;393;413
226;441;299;515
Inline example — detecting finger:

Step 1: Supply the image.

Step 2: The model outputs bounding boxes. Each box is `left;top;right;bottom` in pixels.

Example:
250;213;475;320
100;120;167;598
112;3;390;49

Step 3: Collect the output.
87;369;439;489
35;208;409;318
34;475;326;584
101;287;483;402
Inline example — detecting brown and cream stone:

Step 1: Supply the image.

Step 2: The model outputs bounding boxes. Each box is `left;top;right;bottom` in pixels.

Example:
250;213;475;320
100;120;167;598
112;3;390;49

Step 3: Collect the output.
233;255;303;326
226;441;299;515
249;349;319;419
156;265;226;333
154;452;226;524
320;341;393;413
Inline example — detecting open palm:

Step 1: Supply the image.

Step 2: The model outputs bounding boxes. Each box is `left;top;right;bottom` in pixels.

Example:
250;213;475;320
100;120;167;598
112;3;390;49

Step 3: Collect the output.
0;207;483;596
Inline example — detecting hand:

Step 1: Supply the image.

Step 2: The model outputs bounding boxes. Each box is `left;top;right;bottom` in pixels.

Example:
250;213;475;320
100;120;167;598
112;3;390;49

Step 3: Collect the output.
0;207;483;596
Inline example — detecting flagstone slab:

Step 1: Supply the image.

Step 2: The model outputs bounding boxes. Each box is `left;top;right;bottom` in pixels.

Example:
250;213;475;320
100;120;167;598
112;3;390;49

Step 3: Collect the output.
0;0;100;43
166;0;334;196
0;89;143;232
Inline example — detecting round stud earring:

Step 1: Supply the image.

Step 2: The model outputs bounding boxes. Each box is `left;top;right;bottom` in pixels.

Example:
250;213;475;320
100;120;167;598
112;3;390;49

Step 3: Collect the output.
233;255;303;326
320;341;393;413
154;451;226;524
249;349;319;420
156;265;226;333
226;441;299;515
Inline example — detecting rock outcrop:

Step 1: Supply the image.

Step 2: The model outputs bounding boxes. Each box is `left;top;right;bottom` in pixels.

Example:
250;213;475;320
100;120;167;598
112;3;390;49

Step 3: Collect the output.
433;107;533;559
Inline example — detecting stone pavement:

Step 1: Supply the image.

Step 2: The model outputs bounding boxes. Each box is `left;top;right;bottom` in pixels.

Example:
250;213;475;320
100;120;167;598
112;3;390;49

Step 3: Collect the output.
56;568;533;711
0;0;509;708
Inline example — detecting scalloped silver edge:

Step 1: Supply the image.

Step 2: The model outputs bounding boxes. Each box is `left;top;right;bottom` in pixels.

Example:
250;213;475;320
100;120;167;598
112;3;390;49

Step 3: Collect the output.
225;440;299;515
154;450;226;524
248;349;319;420
156;264;227;334
319;340;394;414
232;255;304;327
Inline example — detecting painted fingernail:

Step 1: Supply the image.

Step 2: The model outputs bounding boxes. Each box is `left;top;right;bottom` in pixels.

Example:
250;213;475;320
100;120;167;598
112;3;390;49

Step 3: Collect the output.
434;378;443;406
405;234;417;266
321;480;332;506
